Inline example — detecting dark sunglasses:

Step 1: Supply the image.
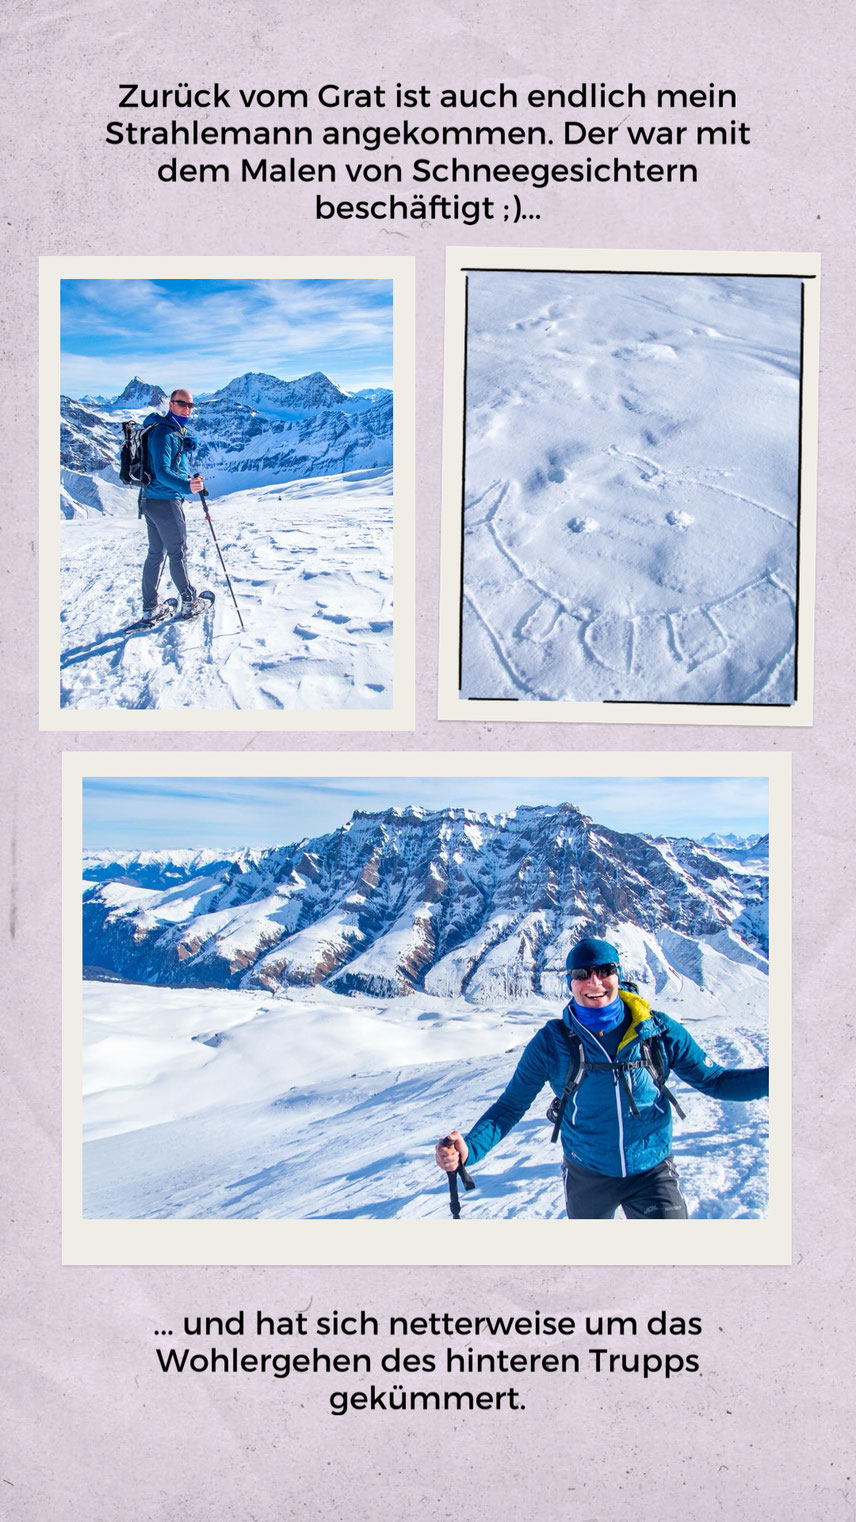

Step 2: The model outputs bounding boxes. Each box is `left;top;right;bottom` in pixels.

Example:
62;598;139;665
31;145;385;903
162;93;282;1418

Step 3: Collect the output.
170;399;194;410
569;962;619;981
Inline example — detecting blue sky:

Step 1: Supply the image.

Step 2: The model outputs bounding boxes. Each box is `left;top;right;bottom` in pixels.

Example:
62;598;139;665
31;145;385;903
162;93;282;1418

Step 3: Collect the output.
60;278;394;397
82;775;769;851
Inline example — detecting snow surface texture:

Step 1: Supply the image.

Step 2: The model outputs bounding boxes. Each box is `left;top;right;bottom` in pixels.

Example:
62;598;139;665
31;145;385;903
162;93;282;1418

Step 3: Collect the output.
60;470;393;710
81;807;769;1219
461;272;802;705
58;370;394;711
82;984;768;1221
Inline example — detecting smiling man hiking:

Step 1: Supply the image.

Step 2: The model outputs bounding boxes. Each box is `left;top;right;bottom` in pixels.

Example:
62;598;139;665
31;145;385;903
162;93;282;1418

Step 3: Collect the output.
139;389;206;624
435;935;769;1219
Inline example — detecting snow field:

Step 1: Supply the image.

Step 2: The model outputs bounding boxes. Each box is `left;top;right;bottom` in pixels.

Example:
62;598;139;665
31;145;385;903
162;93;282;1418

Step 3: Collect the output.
461;272;801;704
82;981;768;1221
60;469;393;710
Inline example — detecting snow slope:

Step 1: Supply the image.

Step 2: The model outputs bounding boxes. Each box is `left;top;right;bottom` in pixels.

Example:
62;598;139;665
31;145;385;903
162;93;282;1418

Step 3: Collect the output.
82;982;768;1221
81;805;770;1221
461;272;801;704
60;469;393;710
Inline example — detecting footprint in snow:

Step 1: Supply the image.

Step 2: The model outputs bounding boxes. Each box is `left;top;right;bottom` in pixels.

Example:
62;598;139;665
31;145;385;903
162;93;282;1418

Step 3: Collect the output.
666;510;694;530
567;516;599;534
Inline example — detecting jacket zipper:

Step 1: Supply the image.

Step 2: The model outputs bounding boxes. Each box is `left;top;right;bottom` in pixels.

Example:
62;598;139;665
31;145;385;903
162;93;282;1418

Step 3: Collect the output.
586;1028;627;1178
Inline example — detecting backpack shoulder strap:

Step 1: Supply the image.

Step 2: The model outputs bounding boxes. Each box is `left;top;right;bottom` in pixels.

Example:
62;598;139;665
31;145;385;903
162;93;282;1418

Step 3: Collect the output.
548;1025;586;1144
638;1035;686;1120
155;418;185;456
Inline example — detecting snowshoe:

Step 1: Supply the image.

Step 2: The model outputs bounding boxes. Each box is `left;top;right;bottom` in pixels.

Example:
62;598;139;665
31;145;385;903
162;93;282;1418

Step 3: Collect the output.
125;598;177;632
177;589;216;621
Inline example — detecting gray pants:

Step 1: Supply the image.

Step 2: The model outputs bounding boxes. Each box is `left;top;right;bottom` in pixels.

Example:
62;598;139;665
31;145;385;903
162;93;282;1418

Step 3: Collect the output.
142;497;195;609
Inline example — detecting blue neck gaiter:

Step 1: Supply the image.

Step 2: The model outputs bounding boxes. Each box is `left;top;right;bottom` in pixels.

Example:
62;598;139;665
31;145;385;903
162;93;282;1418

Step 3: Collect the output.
571;995;624;1032
167;412;187;431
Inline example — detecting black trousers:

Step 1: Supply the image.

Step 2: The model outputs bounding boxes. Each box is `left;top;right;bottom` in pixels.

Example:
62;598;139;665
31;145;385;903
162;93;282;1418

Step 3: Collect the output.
142;497;195;608
562;1155;688;1219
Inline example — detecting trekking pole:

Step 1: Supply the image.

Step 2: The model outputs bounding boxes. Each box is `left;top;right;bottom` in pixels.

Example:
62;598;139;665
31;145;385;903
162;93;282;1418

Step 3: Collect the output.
197;487;245;631
440;1137;476;1220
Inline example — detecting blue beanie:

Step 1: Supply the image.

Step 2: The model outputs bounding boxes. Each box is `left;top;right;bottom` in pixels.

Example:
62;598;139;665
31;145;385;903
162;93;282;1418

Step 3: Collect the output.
566;937;621;976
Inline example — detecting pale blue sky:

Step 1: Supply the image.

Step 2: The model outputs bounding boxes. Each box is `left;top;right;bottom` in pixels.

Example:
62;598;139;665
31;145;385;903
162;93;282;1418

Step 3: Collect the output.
82;775;769;851
61;278;394;397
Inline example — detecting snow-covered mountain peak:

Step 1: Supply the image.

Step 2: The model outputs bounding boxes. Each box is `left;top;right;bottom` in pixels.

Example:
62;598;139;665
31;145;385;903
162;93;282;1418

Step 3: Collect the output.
83;801;769;1003
211;370;348;413
112;377;168;409
60;369;394;514
347;387;393;404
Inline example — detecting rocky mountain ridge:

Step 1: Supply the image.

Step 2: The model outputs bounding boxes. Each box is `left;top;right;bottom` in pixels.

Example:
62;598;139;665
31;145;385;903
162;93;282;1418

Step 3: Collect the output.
82;803;769;1004
60;370;393;516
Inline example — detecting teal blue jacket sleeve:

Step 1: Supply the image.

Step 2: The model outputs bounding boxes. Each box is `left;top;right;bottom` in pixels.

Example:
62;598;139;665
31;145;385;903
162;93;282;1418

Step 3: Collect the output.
661;1015;768;1100
147;425;192;497
462;1029;552;1166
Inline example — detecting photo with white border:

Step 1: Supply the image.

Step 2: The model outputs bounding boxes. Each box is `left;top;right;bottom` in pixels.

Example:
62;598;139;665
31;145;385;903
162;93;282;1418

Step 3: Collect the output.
439;248;819;726
64;749;790;1267
41;255;416;731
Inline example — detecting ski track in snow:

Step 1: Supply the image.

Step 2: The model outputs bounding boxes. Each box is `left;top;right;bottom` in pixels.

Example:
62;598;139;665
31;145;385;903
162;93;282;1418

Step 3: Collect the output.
60;470;393;711
82;983;768;1222
461;273;801;704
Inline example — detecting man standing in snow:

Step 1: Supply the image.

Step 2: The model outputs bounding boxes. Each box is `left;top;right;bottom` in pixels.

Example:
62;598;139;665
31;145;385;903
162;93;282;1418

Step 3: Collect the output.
140;389;205;624
435;935;769;1219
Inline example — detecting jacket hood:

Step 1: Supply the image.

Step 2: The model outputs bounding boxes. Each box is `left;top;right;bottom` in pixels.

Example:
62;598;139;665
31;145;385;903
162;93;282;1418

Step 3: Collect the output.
616;989;664;1049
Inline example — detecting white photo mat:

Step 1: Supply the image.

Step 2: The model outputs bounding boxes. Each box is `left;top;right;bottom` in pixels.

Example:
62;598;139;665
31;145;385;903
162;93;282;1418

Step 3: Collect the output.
40;254;416;732
438;247;819;726
63;749;791;1267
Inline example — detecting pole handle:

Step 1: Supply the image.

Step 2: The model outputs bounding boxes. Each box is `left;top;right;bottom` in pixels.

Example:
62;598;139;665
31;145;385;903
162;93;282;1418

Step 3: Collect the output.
440;1137;476;1194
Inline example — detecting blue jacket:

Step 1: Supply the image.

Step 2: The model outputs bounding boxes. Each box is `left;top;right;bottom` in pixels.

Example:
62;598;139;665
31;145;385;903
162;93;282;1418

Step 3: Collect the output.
463;990;769;1179
142;413;195;500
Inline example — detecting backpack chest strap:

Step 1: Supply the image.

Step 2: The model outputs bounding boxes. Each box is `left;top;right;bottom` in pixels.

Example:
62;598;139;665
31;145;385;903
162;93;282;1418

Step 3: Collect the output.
549;1030;686;1133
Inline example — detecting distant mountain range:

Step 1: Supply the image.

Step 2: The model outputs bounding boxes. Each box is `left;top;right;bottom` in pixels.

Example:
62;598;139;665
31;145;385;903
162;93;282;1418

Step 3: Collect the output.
60;371;393;517
699;832;764;849
82;803;769;1004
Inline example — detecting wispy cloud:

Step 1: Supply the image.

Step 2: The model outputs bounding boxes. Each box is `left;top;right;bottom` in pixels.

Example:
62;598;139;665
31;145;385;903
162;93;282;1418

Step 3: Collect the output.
82;775;769;852
61;278;394;396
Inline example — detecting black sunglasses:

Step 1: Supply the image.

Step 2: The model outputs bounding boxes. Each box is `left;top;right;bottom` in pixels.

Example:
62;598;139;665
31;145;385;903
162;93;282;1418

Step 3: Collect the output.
569;962;619;981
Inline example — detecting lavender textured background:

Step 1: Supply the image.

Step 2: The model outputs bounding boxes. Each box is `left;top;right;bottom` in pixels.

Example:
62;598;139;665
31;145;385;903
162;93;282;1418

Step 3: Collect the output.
2;0;854;1516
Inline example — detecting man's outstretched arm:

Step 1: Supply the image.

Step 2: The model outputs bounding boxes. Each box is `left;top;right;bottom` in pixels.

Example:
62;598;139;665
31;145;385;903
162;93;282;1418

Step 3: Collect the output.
663;1016;769;1101
436;1029;552;1169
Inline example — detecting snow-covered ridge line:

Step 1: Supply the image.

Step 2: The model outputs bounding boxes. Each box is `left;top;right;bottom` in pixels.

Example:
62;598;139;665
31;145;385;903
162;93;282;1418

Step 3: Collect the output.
83;801;768;1006
60;370;394;517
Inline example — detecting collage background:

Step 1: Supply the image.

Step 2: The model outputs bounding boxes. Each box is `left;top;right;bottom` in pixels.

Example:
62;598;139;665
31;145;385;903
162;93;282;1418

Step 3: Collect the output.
2;0;854;1516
